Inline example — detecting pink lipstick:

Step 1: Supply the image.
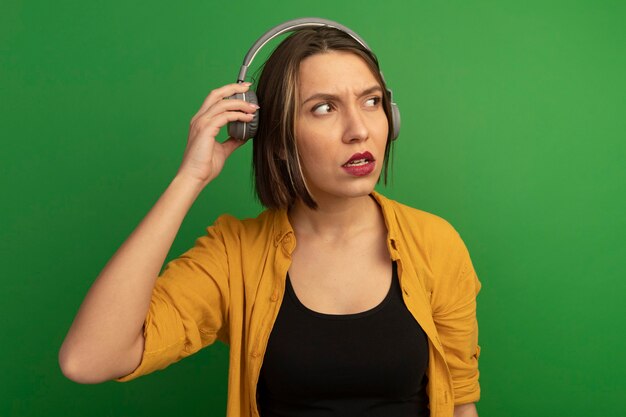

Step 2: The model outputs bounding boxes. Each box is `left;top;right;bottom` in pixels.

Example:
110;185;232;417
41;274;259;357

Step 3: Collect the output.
342;151;376;177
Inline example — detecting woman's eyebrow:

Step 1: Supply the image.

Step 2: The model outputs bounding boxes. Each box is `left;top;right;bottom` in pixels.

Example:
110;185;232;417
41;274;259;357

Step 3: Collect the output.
301;85;382;107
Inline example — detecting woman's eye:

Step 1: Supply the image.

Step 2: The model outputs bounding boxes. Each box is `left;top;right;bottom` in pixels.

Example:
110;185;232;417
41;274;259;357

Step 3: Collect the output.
364;96;382;107
312;103;333;115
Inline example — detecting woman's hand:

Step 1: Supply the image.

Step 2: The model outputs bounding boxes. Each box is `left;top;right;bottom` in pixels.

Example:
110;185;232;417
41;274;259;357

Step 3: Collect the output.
176;82;259;187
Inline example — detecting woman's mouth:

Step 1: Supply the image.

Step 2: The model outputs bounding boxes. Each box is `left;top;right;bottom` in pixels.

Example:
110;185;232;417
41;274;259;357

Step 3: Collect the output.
342;151;376;176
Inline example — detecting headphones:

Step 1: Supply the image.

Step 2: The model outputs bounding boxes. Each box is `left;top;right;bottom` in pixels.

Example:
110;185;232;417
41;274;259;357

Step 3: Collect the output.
227;17;401;141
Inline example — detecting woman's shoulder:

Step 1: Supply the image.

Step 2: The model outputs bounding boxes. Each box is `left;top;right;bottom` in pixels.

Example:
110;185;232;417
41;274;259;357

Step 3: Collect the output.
373;191;459;238
206;208;286;244
375;192;474;275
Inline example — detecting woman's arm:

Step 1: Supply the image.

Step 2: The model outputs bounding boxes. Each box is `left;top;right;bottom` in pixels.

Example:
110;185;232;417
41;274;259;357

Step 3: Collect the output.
58;82;255;383
59;174;206;383
454;403;478;417
429;223;482;403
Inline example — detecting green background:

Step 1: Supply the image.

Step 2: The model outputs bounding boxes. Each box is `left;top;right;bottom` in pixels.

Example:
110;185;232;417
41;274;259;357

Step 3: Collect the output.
2;0;625;416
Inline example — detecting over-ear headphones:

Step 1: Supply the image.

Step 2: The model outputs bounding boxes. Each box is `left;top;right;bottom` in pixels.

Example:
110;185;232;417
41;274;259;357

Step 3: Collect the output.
227;17;401;141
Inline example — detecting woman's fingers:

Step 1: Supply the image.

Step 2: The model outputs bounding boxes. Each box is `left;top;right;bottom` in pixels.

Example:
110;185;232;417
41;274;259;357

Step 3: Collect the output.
200;98;259;122
189;110;255;141
189;98;258;140
191;82;253;124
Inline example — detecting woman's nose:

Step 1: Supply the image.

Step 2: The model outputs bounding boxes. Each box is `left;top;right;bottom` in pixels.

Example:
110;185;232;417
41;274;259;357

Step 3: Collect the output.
341;106;369;144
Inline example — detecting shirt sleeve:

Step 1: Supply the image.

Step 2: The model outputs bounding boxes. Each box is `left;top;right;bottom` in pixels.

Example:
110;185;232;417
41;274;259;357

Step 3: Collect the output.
430;225;482;405
115;218;231;382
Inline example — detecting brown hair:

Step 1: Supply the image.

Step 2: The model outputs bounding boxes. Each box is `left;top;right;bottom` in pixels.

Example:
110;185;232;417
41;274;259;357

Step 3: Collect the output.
252;26;394;210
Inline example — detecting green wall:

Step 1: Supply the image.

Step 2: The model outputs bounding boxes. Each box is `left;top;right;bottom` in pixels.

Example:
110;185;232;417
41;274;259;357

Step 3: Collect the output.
2;0;624;416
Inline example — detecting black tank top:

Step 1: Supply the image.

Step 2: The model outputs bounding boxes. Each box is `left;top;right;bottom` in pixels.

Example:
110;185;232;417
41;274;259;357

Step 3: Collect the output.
257;262;430;417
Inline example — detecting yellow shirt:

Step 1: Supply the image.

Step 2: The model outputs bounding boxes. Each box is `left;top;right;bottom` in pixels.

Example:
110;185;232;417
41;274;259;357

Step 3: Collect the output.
116;192;482;416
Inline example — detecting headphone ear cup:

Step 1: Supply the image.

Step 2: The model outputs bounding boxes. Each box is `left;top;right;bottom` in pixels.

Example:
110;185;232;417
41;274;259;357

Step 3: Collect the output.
390;102;401;141
227;90;260;140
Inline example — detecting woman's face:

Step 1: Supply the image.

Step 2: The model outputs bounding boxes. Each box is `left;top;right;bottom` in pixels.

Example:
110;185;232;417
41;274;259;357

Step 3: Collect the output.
294;51;389;204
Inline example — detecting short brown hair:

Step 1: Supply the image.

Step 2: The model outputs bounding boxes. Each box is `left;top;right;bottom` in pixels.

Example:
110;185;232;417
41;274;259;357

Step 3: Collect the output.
252;26;394;210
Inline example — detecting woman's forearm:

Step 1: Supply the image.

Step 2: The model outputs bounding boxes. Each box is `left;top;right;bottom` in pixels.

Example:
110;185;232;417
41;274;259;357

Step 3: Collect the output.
454;403;478;417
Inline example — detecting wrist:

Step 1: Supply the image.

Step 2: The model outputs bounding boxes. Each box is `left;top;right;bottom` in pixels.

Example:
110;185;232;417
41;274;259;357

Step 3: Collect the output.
173;172;209;192
166;174;207;209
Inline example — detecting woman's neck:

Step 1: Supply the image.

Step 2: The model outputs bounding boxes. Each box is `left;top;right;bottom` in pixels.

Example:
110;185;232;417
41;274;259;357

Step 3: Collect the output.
288;193;382;241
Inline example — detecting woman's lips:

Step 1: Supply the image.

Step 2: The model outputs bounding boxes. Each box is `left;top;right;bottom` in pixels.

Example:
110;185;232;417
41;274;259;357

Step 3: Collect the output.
342;161;376;176
342;151;376;176
343;151;374;166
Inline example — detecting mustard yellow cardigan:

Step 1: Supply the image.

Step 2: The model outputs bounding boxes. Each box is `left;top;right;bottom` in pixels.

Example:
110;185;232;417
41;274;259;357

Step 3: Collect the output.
116;191;482;416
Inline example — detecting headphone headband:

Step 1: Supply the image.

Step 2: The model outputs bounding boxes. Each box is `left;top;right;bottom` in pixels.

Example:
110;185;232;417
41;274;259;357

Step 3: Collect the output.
237;17;371;82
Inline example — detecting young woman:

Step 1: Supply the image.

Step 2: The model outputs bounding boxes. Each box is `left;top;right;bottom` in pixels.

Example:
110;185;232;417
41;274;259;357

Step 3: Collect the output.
59;19;481;417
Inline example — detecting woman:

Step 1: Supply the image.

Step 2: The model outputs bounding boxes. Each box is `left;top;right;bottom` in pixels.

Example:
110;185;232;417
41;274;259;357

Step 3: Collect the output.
59;19;481;417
